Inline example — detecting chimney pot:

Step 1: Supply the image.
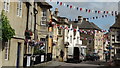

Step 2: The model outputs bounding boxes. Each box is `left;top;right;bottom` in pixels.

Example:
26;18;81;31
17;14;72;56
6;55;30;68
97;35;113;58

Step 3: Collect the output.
54;8;59;16
78;16;83;22
83;18;87;21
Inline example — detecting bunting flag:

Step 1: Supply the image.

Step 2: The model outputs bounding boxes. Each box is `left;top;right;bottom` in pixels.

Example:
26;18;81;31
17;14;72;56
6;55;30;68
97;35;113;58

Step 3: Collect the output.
70;5;72;9
80;8;82;11
67;5;69;7
60;2;62;6
76;7;79;10
56;1;118;15
52;24;107;35
57;1;59;4
80;36;105;41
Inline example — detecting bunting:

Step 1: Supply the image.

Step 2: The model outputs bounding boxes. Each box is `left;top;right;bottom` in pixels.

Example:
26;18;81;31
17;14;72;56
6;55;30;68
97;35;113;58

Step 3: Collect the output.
56;1;118;15
53;24;107;35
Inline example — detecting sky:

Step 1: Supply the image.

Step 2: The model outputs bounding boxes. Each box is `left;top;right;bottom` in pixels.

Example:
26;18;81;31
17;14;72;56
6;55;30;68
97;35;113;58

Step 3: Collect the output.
46;0;119;31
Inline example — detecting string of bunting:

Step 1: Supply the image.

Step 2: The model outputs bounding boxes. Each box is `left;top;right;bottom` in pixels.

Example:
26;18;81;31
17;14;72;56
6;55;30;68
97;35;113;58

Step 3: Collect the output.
54;1;118;20
56;1;118;15
80;36;105;41
53;24;107;35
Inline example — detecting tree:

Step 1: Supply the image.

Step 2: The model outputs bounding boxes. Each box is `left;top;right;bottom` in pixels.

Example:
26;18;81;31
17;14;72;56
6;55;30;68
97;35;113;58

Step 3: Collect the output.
1;10;15;42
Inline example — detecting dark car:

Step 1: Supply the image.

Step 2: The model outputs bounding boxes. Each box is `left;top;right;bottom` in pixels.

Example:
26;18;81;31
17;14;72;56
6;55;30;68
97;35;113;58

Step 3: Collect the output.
84;53;99;61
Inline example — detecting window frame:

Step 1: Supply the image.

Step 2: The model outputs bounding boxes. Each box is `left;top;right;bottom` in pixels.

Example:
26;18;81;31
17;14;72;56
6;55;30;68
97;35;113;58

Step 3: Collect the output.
4;41;10;60
17;0;22;17
3;0;10;12
41;9;47;25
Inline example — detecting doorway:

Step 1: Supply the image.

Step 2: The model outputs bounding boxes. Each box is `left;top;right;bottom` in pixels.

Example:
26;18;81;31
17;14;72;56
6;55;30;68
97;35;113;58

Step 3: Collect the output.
16;42;21;68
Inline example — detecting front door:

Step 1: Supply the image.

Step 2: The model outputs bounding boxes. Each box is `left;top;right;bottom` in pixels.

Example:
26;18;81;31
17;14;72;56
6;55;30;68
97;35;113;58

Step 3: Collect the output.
16;42;21;68
73;47;80;62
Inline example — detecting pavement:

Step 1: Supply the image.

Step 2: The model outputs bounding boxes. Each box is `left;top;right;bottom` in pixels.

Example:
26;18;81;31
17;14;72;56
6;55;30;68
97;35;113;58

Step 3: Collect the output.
34;61;65;66
24;60;120;68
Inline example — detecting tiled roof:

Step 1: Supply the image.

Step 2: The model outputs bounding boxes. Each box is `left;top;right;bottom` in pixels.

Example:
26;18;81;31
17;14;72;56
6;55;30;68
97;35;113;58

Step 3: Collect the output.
37;2;52;8
68;20;101;30
110;13;120;29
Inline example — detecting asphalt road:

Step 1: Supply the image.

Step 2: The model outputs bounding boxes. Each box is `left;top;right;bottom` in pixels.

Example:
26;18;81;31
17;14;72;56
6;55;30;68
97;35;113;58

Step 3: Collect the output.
32;61;118;68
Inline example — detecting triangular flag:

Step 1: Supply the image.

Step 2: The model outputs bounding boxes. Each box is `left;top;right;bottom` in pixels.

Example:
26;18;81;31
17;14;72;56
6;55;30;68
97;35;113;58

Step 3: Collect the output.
98;11;100;13
70;5;72;9
67;5;69;7
102;15;104;18
76;7;79;10
112;11;114;14
87;18;89;20
96;16;98;19
80;8;82;11
86;9;88;12
103;11;106;14
88;9;90;13
115;11;118;15
57;1;59;4
95;11;97;13
105;15;107;17
106;11;108;14
60;2;62;6
112;14;114;16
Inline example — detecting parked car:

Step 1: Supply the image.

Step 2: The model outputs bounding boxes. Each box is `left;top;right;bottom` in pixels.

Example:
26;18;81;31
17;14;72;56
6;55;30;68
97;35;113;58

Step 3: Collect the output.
84;53;99;61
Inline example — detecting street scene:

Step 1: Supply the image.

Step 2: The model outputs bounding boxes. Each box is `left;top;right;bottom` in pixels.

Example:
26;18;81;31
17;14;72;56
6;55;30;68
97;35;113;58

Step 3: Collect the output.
0;0;120;68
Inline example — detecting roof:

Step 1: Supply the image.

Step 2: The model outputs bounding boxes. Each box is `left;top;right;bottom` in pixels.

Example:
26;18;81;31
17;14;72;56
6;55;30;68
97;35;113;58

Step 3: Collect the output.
52;16;69;25
37;2;52;8
68;20;101;30
90;22;101;30
110;13;120;29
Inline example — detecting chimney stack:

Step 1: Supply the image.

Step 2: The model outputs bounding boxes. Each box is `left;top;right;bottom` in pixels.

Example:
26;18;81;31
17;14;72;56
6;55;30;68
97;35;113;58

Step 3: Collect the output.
54;8;59;16
83;18;88;21
78;16;83;23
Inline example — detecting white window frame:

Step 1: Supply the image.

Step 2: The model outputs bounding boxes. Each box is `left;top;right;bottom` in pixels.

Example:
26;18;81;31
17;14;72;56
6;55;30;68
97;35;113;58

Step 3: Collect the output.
41;9;47;25
4;41;10;60
17;0;22;17
70;36;72;43
77;37;79;43
3;0;10;12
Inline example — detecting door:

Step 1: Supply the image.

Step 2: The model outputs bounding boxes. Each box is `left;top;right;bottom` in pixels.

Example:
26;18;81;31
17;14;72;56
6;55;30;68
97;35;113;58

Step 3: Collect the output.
73;47;80;62
16;42;21;68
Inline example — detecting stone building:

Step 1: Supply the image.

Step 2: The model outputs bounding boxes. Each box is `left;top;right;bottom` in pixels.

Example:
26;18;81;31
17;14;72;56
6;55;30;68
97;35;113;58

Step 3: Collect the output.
69;16;104;60
109;12;120;60
52;8;69;61
0;1;28;67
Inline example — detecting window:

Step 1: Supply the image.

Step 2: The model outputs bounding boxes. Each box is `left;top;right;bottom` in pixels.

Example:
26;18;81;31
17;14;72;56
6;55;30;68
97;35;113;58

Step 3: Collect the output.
117;36;120;41
41;9;47;25
77;37;79;43
70;36;72;43
4;41;10;60
3;0;10;12
17;0;22;17
40;38;45;42
58;28;61;35
112;39;115;42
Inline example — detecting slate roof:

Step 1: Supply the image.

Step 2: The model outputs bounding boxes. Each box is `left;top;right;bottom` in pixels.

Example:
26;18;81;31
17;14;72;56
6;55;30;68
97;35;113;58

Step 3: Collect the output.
37;2;52;8
68;20;101;30
110;13;120;29
90;22;101;30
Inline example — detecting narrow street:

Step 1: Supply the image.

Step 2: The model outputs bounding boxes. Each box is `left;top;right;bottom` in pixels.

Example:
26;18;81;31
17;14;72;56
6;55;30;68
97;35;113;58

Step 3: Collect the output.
32;61;109;68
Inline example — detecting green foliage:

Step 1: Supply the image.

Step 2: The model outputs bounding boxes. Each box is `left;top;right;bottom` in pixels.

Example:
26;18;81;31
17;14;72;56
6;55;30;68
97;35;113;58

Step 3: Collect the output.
1;10;15;42
34;46;45;54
